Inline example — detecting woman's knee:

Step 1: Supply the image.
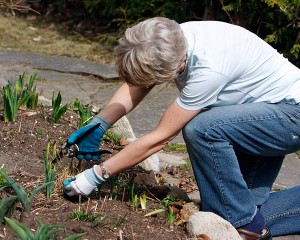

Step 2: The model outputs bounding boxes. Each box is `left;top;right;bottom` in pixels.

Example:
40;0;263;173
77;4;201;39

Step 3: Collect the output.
182;116;207;143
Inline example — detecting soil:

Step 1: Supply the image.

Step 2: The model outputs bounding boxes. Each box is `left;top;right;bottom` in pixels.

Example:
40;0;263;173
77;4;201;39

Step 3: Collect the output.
0;106;198;240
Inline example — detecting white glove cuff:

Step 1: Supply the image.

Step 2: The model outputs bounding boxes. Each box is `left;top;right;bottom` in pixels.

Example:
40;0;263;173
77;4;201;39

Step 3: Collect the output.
93;165;105;183
90;115;110;132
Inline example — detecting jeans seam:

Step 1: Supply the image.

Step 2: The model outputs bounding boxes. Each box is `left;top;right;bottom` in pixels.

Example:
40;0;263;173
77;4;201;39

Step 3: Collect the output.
207;114;281;129
265;208;300;221
207;136;255;227
207;140;233;221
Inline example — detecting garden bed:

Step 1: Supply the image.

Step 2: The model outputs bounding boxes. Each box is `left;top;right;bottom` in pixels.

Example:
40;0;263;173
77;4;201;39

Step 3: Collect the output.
0;105;197;239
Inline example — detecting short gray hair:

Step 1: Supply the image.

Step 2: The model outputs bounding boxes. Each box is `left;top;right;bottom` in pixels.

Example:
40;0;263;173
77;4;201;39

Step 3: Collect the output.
114;17;188;88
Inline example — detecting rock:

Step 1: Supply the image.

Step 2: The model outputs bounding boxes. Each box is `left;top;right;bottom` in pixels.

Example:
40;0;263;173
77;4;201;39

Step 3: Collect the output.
157;152;186;169
134;172;158;187
115;134;160;173
162;173;181;186
146;184;191;202
187;211;241;240
187;190;201;203
179;202;200;222
0;77;8;88
165;185;190;202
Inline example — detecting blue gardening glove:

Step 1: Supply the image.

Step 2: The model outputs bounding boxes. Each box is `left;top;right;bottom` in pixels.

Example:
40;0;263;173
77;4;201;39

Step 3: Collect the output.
67;116;110;161
63;166;105;196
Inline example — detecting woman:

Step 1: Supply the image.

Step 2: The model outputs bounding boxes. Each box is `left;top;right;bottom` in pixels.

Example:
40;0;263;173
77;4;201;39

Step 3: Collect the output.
63;17;300;239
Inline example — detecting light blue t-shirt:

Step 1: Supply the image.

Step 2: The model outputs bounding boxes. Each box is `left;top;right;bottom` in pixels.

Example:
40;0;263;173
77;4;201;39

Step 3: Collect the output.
176;21;300;110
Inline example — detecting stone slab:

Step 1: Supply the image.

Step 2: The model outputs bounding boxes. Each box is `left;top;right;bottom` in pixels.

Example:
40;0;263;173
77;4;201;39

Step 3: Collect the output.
0;51;118;79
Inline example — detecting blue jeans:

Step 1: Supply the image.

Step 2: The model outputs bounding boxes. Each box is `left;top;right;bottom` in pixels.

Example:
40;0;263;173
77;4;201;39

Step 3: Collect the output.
182;102;300;236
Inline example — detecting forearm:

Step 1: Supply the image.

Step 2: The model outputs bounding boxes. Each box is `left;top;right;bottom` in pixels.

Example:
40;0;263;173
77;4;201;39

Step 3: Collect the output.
95;101;201;178
95;131;169;176
98;83;152;125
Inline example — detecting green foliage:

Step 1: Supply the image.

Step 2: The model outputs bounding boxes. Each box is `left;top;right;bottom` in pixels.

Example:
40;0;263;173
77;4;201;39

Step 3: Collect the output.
129;179;137;209
0;196;18;223
179;160;192;171
145;195;178;223
131;194;138;210
1;73;39;122
0;168;8;187
70;210;106;224
139;193;147;210
44;142;57;198
107;174;123;200
25;74;39;110
104;130;123;146
4;217;86;240
160;195;177;224
219;0;300;67
73;98;97;128
165;206;177;224
0;172;51;214
35;0;299;66
163;143;187;154
261;0;299;65
160;195;176;208
51;91;68;124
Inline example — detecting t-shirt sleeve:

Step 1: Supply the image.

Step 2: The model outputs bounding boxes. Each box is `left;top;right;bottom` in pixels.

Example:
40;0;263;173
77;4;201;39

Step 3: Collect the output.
176;70;229;110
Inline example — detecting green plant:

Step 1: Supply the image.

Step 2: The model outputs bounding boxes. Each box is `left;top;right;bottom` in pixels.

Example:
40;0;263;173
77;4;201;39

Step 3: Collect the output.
128;179;138;209
4;217;86;240
0;168;8;188
73;98;98;128
131;194;138;210
165;206;177;224
107;174;123;200
104;130;123;146
25;74;39;110
163;143;187;153
51;91;68;124
0;172;51;220
144;206;177;224
70;210;106;223
219;0;300;67
44;142;57;198
160;195;178;224
179;159;192;171
1;73;38;122
261;0;299;65
139;193;147;210
0;196;18;223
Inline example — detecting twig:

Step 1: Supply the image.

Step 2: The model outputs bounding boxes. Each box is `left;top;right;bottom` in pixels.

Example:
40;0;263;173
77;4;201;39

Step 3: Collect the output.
100;195;107;212
78;195;81;212
119;230;123;240
131;225;135;240
18;115;22;133
121;186;126;203
219;0;234;24
0;0;40;14
93;201;98;212
85;197;90;214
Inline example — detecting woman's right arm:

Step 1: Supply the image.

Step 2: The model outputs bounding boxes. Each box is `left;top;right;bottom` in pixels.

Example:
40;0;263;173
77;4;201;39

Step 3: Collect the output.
98;82;153;125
